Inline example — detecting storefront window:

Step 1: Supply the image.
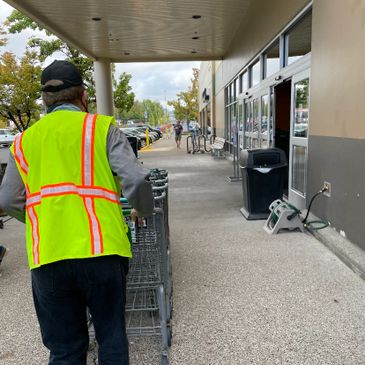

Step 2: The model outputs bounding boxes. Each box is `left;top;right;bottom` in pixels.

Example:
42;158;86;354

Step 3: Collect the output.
240;71;248;93
250;59;261;87
261;95;269;148
286;11;312;65
293;78;309;138
264;39;280;78
252;98;260;147
244;100;252;148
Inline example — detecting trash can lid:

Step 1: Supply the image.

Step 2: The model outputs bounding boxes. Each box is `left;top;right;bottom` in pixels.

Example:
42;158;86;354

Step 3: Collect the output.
239;148;287;168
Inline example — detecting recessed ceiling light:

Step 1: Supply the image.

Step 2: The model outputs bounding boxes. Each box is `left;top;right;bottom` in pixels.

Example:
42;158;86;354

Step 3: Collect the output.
191;50;197;54
124;52;130;56
192;36;200;40
192;15;201;19
92;17;102;21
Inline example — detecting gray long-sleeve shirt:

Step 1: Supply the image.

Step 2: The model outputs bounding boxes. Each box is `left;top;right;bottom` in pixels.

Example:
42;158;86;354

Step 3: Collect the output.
0;104;154;222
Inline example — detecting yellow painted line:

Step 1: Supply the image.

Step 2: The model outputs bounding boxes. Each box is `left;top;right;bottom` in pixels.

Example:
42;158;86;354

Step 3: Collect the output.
140;145;151;151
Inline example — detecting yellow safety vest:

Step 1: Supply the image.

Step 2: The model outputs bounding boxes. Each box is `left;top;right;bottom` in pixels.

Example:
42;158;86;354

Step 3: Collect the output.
11;110;131;269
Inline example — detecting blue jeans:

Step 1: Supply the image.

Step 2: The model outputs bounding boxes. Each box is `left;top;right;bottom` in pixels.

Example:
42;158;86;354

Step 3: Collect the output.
31;255;129;365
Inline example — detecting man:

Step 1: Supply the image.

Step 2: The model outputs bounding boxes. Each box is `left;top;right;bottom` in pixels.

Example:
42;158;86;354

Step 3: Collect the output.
173;120;183;148
0;60;153;364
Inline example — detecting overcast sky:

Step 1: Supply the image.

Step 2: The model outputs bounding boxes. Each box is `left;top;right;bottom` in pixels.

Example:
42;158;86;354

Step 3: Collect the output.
0;0;200;109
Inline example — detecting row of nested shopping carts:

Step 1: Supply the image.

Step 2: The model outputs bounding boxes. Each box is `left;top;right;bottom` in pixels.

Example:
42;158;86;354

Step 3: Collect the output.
121;168;172;365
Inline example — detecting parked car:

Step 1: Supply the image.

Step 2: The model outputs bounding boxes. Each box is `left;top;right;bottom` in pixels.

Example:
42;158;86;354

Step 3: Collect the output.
140;124;163;139
120;128;152;147
0;129;15;147
134;126;159;141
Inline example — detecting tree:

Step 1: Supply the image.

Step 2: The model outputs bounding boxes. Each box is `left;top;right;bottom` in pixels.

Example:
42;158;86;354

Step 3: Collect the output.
0;25;7;47
168;68;199;127
0;51;42;131
120;100;145;121
119;99;165;126
5;10;95;100
142;100;164;126
114;72;135;118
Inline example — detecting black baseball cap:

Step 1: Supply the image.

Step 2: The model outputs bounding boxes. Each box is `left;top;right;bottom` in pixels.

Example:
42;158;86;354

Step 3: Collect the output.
41;60;84;92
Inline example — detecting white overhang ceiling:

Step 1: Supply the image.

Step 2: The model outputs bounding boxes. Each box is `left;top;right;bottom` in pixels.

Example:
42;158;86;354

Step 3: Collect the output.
5;0;252;62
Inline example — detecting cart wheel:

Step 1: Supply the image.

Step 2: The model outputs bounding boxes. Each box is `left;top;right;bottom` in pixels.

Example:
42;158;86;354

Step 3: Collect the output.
161;355;169;365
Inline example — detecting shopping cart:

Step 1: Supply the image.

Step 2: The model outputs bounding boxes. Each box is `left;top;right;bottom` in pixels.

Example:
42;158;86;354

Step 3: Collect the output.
122;169;172;365
88;169;172;365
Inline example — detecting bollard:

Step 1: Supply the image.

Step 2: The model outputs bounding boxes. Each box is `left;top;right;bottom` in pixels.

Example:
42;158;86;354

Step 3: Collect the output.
146;128;150;147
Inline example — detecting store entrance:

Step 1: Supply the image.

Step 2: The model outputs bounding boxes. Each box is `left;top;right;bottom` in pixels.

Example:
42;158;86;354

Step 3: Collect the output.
274;79;291;197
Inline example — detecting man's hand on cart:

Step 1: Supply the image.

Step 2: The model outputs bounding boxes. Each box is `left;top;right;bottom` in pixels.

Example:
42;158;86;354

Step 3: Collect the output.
130;208;139;222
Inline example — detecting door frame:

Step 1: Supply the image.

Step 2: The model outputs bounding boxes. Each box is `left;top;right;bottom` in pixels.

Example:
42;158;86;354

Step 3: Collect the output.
288;68;311;209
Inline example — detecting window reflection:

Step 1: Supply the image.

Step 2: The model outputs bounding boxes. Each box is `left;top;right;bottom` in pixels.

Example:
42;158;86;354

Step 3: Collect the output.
241;72;248;92
252;98;259;147
250;60;260;87
264;40;280;78
294;78;309;138
287;11;312;65
261;95;269;148
244;100;252;148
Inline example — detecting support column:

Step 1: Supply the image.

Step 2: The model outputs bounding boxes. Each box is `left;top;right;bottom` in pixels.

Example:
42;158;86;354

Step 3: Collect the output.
94;58;114;116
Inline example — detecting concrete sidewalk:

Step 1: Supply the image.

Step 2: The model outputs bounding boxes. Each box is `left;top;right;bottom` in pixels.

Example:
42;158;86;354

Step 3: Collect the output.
1;136;365;364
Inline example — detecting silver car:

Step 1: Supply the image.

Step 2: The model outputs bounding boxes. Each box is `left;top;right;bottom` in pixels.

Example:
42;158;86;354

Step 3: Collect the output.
0;129;15;147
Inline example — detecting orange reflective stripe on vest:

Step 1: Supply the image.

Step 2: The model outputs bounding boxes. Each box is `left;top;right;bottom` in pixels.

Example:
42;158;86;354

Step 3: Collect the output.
14;133;29;175
26;183;119;207
81;113;103;255
25;185;40;266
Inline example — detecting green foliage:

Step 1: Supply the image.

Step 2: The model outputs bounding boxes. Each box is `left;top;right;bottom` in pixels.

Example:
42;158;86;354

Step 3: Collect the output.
5;10;43;33
168;68;199;124
120;99;165;126
114;72;135;115
0;25;7;47
5;10;95;102
143;99;164;126
124;100;145;121
0;51;42;131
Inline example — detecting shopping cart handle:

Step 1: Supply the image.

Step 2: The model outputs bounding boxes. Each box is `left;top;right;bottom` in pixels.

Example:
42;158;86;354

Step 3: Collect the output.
152;183;168;191
154;192;166;201
122;209;132;216
151;178;168;184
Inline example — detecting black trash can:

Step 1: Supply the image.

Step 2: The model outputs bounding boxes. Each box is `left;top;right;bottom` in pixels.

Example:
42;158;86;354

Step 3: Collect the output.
239;148;287;220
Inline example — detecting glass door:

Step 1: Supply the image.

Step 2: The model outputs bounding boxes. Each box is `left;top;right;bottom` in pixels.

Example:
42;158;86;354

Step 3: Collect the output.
260;94;269;148
244;98;252;149
252;98;260;148
289;69;310;209
243;86;275;149
238;101;244;150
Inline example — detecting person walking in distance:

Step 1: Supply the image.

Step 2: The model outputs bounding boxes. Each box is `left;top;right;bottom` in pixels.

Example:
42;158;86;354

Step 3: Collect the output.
0;60;154;365
174;120;183;148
